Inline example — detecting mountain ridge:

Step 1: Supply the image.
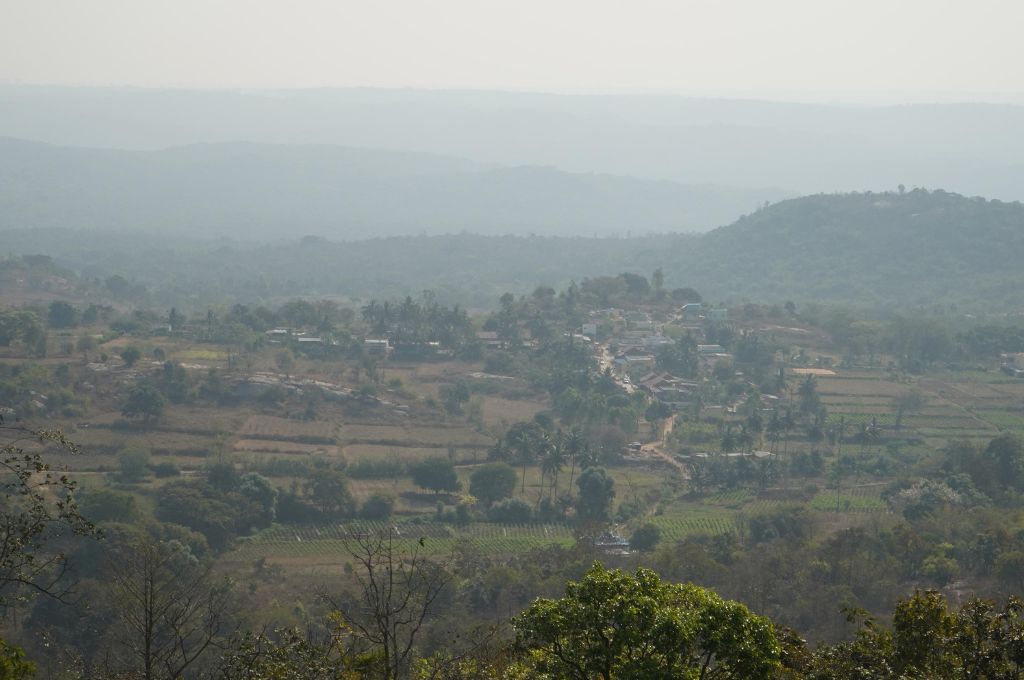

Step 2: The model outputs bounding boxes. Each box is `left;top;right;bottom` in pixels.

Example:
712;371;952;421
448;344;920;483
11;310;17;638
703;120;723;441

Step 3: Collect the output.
0;136;787;237
2;189;1023;311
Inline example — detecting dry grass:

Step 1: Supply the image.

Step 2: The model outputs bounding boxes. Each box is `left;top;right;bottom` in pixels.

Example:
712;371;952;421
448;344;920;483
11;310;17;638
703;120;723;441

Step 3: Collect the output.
239;415;337;441
234;439;338;456
479;396;547;427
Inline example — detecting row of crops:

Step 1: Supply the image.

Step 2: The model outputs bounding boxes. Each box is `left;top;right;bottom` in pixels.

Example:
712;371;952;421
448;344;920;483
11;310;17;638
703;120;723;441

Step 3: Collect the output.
229;485;892;562
230;521;577;560
810;484;888;513
648;513;738;540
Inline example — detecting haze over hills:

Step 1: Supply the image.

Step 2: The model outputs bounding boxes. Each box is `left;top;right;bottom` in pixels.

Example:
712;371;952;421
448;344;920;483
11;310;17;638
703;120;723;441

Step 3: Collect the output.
3;189;1022;311
3;85;1024;207
0;137;786;237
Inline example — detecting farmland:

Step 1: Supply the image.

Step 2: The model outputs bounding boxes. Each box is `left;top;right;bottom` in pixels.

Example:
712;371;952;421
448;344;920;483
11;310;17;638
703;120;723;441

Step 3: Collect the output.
225;521;577;566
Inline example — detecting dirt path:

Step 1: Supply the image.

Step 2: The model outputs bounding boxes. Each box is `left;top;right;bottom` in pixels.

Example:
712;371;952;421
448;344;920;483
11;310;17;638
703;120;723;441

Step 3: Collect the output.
640;415;687;475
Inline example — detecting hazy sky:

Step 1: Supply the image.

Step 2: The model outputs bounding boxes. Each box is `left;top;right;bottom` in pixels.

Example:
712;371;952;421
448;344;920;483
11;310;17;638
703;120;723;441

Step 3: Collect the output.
2;0;1023;98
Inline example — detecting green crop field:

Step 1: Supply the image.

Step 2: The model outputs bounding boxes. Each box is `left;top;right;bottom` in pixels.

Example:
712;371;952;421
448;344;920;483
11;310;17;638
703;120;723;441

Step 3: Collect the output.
648;512;738;540
811;490;887;513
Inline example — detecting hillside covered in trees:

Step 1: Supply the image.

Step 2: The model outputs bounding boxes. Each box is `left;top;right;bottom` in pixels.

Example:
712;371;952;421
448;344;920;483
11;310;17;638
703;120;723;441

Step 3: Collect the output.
679;188;1024;309
2;189;1023;312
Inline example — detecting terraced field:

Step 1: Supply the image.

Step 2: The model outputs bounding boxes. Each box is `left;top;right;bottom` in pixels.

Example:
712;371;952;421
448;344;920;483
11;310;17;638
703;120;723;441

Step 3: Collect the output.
807;368;1019;446
238;415;338;442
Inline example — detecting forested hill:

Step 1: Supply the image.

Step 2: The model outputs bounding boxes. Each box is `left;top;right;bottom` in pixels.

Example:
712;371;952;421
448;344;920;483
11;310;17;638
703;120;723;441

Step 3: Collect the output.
680;189;1024;308
2;190;1023;311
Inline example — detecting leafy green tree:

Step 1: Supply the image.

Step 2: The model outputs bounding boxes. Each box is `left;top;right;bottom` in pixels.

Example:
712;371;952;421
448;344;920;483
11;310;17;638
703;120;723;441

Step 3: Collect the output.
409;458;460;496
892;390;926;431
238;472;277;527
630;523;662;552
806;590;1024;679
275;349;295;378
656;334;698;378
671;287;702;303
76;335;96;359
469;463;518;506
121;384;164;424
440;381;471;415
206;461;240;493
80;488;137;523
798;375;821;414
0;639;35;679
155;482;238;551
117;447;151;483
120;346;142;367
514;563;780;679
891;589;956;676
361;492;395;520
575;467;615;523
644;401;671;423
159;361;191;403
488;498;532;523
0;311;42;348
47;301;78;329
984;432;1024;492
996;551;1024;593
305;471;357;519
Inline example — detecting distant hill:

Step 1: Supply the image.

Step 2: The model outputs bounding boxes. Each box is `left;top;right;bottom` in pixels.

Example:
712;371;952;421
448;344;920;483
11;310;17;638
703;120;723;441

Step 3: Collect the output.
680;189;1024;308
4;86;1024;202
1;190;1022;311
0;137;786;237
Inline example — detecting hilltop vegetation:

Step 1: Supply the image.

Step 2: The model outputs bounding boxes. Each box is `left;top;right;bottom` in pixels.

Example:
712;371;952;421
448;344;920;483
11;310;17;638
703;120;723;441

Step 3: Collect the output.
679;188;1024;309
3;189;1024;312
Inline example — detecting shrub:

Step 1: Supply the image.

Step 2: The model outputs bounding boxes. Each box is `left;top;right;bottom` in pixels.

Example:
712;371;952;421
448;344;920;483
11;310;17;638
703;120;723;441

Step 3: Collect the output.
150;461;181;478
488;498;533;523
361;492;395;520
348;459;405;479
630;523;662;552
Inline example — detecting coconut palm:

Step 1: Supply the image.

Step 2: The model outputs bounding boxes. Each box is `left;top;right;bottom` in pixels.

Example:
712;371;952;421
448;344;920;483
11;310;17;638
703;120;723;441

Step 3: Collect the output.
542;433;567;501
564;428;586;495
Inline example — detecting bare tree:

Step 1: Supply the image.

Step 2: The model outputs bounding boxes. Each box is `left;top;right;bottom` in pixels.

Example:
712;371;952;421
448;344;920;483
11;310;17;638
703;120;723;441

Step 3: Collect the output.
210;625;360;680
107;538;234;680
0;424;97;607
323;528;452;680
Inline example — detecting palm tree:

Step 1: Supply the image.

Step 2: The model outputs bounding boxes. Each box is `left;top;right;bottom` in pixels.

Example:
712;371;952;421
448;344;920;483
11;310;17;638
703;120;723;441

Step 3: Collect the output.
542;433;567;501
835;415;847;456
564;428;585;495
506;423;540;494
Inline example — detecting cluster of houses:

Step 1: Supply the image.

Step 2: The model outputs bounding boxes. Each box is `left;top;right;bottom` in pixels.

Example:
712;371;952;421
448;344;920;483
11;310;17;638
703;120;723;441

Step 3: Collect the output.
579;304;734;412
606;310;671;374
266;328;452;360
265;327;330;347
635;372;699;408
677;450;776;461
1000;353;1024;378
